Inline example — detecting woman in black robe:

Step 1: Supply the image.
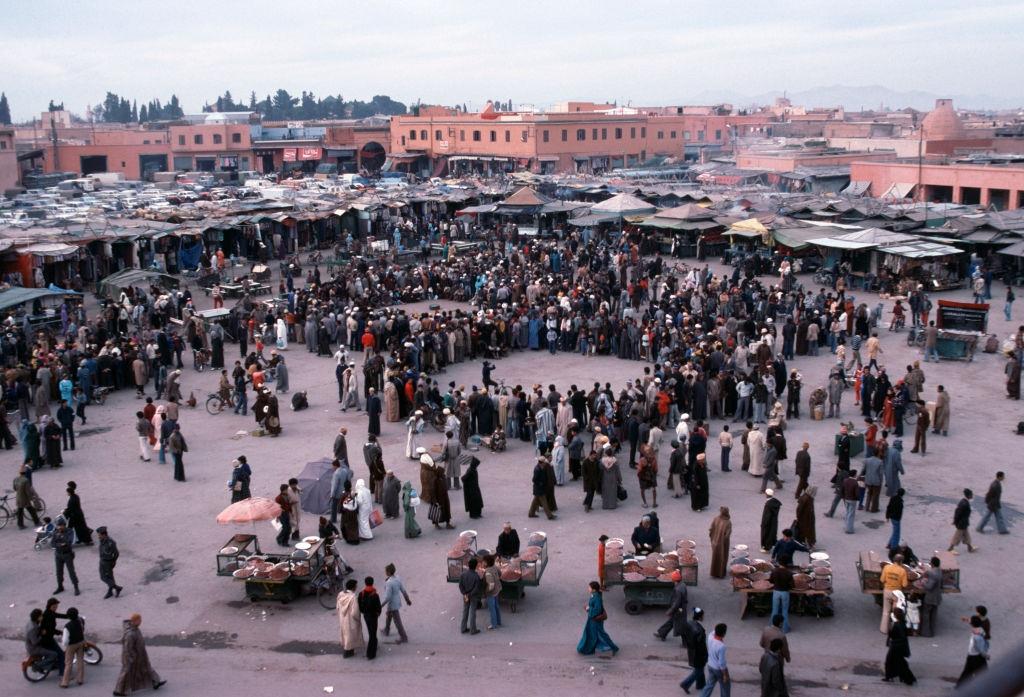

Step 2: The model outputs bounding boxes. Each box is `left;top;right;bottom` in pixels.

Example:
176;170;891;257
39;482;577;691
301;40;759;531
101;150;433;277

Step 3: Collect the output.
366;389;382;437
721;372;737;418
381;472;402;519
542;459;558;512
475;392;494;435
64;482;93;545
433;465;454;529
690;455;709;511
339;482;360;545
461;457;484;519
884;608;916;684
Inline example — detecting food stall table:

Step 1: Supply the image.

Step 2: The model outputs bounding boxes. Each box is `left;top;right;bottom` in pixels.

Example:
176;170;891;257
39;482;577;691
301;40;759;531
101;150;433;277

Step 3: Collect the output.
218;282;245;298
855;550;960;604
603;536;699;614
445;530;549;613
217;534;329;604
730;546;833;620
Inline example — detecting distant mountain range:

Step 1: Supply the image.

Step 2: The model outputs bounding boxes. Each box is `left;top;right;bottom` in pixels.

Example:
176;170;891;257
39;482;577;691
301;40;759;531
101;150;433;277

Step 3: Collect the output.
683;84;1023;112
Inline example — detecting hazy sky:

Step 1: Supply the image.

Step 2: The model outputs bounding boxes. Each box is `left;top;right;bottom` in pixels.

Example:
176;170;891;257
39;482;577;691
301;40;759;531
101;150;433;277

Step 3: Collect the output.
1;0;1021;119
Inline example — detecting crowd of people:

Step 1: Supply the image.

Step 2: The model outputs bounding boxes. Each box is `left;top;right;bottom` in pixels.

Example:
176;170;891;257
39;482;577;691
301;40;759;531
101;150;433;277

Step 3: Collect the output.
3;212;1013;694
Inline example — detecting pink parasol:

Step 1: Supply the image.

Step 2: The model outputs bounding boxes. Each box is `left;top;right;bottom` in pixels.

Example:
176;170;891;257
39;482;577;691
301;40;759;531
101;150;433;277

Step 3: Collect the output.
216;497;282;524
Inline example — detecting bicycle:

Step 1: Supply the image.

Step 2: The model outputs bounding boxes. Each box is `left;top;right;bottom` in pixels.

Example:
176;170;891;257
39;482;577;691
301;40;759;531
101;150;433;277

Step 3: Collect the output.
193;348;210;372
206;390;237;415
316;544;351;609
0;491;11;530
906;327;926;348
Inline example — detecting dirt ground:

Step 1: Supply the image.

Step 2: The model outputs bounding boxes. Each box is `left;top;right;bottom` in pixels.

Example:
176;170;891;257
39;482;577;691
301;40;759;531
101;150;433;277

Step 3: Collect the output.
1;262;1018;696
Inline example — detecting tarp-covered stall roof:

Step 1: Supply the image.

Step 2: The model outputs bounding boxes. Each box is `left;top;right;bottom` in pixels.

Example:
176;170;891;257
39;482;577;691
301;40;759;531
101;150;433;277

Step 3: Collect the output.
98;269;180;299
0;287;75;312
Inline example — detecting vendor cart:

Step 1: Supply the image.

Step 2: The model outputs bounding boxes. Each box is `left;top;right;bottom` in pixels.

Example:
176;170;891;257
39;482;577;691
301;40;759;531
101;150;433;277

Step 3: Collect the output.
855;550;960;606
445;530;549;613
251;264;272;282
216;533;340;605
603;536;698;614
730;545;833;620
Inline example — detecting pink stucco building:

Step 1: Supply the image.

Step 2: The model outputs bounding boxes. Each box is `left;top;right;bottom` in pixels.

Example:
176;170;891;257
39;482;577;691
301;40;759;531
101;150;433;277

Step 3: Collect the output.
850;159;1024;209
0;128;18;191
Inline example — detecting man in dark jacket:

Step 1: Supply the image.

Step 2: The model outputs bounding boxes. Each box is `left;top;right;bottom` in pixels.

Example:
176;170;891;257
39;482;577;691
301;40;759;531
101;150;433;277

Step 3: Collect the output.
679;607;708;693
358;576;382;659
458;558;482;635
527;457;556;520
759;638;789;696
98;526;123;599
653;570;688;641
918;556;943;637
948;488;977;553
977;471;1008;534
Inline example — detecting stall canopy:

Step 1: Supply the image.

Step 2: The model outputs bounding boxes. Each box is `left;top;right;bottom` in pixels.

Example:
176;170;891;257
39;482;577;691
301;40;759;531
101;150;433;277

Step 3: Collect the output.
0;287;75;312
20;242;80;260
880;241;964;259
455;203;498;216
495;186;553;215
98;269;180;299
589;193;657;217
997;240;1024;258
806;227;917;250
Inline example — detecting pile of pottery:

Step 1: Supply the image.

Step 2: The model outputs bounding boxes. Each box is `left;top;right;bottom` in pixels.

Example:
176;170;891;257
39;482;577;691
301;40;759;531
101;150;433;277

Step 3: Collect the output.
607;537;698;585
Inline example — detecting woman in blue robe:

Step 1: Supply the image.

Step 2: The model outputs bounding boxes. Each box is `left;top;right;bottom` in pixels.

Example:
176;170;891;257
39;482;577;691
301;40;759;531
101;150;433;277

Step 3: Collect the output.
528;317;541;350
577;582;618;655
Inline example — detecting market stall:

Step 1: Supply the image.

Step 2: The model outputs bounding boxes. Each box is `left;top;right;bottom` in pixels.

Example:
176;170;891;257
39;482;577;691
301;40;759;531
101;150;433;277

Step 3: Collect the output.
934;299;988;361
445;530;548;612
855;550;960;605
603;537;698;614
730;544;833;620
216;533;331;604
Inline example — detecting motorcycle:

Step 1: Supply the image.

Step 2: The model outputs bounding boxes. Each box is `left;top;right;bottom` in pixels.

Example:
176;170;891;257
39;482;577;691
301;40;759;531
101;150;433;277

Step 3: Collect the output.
23;617;103;682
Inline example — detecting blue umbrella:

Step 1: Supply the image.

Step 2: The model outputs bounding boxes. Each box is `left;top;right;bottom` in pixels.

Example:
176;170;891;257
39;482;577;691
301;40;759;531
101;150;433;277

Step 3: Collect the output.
297;458;335;516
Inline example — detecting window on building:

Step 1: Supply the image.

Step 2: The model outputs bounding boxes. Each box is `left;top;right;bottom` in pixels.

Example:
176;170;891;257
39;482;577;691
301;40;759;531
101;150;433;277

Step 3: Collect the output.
657;131;663;139
521;129;528;142
682;130;689;139
592;128;598;140
194;134;203;145
715;129;722;141
232;132;242;144
435;130;442;140
490;130;497;142
697;130;704;140
213;134;223;144
504;130;510;142
460;130;465;141
561;129;568;142
178;135;185;146
614;128;622;139
576;129;586;141
409;130;417;141
601;128;607;140
473;130;481;141
143;140;150;145
630;127;636;138
543;130;549;143
641;127;646;138
420;130;427;140
401;136;406;146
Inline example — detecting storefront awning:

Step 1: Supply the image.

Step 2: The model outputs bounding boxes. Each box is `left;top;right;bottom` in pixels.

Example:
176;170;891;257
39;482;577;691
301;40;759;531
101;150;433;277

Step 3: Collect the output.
841;180;871;196
326;149;356;157
19;242;80;260
880;182;916;199
537;156;560;162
